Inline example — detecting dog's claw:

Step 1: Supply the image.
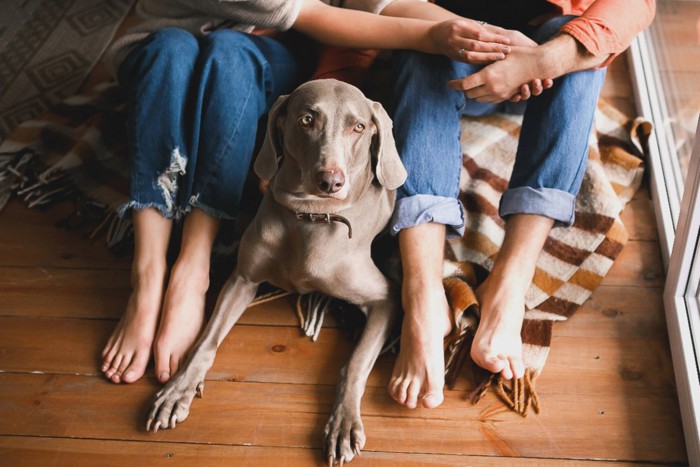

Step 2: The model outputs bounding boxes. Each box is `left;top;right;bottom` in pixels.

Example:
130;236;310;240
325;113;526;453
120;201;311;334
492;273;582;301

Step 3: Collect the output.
328;455;334;467
196;382;204;398
170;414;178;429
339;456;345;467
146;418;153;432
153;421;161;433
354;442;361;456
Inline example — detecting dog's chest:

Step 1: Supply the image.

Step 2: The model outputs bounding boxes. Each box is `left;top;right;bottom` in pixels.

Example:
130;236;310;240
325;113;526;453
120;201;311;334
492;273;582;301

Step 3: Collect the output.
268;223;358;294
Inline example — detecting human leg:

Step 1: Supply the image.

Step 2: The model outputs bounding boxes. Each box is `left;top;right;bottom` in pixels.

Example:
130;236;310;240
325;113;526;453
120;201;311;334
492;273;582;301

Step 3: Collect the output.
472;15;607;379
153;31;309;382
102;209;172;383
101;28;199;384
388;51;486;408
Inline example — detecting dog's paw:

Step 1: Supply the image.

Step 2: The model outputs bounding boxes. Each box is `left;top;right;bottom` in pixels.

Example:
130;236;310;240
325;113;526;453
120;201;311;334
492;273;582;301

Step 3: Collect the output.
323;408;366;465
146;374;202;432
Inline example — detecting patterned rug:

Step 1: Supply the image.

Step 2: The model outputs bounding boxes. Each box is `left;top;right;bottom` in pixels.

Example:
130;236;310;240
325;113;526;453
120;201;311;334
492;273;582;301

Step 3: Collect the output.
0;0;134;140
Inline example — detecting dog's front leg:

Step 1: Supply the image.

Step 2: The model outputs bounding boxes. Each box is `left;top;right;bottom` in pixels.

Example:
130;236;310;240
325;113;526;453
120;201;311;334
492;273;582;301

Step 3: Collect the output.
147;273;258;432
324;292;398;465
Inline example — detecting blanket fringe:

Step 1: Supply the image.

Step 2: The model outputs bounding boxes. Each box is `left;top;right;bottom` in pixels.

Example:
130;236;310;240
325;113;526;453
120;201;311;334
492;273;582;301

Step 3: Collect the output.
491;369;540;417
0;148;134;252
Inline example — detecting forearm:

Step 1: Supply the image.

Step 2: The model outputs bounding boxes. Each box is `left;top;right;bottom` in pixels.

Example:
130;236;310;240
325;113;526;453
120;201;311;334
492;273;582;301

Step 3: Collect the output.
379;0;459;21
537;33;610;78
293;0;438;53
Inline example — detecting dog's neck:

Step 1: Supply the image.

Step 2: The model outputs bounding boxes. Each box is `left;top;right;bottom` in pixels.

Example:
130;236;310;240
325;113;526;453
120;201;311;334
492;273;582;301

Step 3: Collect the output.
290;211;353;238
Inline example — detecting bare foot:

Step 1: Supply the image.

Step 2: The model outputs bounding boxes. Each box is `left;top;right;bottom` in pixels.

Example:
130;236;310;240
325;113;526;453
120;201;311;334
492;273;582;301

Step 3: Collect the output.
153;258;208;383
101;265;166;384
471;272;526;380
388;285;452;409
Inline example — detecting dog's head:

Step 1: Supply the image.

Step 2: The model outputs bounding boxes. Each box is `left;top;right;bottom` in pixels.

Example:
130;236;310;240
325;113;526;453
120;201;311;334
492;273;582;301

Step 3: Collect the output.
254;79;406;201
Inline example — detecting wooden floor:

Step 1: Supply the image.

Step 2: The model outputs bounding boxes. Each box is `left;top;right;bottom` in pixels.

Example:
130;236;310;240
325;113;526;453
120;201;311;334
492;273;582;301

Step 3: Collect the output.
0;54;689;465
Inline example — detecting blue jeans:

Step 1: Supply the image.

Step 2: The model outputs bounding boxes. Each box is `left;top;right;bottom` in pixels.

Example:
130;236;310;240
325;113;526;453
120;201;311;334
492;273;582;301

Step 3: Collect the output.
117;28;308;220
389;16;606;236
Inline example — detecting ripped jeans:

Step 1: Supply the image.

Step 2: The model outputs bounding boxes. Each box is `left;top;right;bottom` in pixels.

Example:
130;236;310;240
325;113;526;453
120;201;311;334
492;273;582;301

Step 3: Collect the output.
117;28;308;220
389;15;606;236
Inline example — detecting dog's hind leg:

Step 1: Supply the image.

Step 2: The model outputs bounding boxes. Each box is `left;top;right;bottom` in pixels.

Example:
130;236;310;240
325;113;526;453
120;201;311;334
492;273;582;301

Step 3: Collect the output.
323;267;400;464
147;272;258;432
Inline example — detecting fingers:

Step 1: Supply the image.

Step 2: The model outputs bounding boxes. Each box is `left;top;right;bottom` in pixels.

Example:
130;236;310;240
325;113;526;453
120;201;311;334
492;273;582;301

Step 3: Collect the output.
519;83;531;101
456;49;506;64
446;20;510;64
453;19;511;45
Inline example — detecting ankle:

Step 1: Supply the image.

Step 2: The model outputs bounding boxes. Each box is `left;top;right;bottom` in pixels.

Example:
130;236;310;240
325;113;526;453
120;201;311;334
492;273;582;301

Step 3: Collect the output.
169;257;211;293
131;261;167;290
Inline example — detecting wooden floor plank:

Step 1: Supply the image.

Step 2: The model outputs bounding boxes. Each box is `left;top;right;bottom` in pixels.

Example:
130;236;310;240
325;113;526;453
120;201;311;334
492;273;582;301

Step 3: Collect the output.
0;267;303;326
620;186;659;242
0;201;131;270
0;316;679;400
0;436;663;467
0;374;685;463
604;240;665;287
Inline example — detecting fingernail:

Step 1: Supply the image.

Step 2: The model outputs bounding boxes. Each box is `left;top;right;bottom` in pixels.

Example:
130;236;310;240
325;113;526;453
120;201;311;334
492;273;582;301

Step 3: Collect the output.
502;47;510;53
159;372;170;382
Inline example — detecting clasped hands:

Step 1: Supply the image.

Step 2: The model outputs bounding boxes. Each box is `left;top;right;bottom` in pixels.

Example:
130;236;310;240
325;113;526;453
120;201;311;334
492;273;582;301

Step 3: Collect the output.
428;19;554;103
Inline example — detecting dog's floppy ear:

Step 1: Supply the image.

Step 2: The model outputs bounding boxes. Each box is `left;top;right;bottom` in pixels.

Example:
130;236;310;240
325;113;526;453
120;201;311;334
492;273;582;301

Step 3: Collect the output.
254;94;289;182
370;101;407;190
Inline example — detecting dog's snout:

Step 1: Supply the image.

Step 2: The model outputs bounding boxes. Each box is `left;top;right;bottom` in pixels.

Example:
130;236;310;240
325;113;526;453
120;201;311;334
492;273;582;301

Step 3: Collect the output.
316;170;345;194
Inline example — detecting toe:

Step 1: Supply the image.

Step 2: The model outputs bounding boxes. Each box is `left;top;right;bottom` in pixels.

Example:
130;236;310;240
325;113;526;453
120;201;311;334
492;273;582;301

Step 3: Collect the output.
500;359;514;380
510;356;525;380
154;348;171;383
421;390;444;409
105;354;123;380
405;380;420;409
122;350;150;383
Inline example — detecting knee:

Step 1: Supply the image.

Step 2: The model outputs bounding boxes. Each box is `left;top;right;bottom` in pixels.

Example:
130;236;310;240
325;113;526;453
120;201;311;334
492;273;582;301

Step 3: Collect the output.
200;30;260;71
145;28;199;61
119;28;199;87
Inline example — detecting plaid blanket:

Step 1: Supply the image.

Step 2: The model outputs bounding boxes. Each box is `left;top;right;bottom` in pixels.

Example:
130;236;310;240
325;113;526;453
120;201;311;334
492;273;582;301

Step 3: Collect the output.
0;81;649;414
442;99;648;414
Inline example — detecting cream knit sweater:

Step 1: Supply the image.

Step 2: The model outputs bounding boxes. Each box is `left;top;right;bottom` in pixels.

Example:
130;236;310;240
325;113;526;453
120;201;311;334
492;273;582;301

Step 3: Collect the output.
105;0;394;75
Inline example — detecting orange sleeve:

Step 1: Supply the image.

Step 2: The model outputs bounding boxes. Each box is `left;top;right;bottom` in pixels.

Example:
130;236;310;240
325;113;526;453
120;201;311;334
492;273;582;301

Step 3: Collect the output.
558;0;656;67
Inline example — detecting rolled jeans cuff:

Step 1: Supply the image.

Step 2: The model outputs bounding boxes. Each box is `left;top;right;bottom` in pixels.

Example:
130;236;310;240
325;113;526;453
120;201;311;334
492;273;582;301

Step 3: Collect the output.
499;186;576;226
390;194;465;238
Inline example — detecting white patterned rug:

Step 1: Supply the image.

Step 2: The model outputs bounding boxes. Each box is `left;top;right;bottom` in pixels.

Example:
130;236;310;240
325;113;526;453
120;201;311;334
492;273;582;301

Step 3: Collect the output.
0;0;134;140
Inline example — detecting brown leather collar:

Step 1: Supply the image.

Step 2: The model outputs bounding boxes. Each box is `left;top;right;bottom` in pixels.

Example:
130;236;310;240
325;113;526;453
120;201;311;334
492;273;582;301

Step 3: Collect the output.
293;211;353;239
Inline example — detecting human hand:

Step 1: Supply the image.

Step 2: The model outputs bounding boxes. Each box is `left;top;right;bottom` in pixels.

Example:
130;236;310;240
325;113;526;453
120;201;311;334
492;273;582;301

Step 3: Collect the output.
510;78;554;102
482;24;539;49
428;19;511;64
447;46;552;103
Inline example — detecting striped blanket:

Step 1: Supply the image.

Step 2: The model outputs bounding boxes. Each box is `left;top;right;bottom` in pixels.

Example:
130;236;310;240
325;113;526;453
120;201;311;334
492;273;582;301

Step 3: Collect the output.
442;100;648;414
0;82;648;415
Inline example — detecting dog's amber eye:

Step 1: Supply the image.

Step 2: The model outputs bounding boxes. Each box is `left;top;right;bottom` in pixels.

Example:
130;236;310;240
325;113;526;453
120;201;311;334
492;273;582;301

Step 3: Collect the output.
354;123;366;133
299;115;314;128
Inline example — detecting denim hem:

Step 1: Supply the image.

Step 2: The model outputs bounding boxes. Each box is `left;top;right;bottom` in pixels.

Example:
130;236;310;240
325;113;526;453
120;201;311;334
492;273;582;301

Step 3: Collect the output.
188;195;237;221
390;194;465;238
499;187;576;226
117;201;179;220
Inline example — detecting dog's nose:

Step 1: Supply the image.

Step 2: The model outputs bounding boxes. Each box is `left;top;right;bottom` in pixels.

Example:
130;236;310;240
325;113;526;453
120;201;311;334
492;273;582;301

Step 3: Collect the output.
316;170;345;194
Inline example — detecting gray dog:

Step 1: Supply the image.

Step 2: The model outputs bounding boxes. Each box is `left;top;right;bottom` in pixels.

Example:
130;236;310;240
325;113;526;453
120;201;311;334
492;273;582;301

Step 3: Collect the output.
146;79;407;465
